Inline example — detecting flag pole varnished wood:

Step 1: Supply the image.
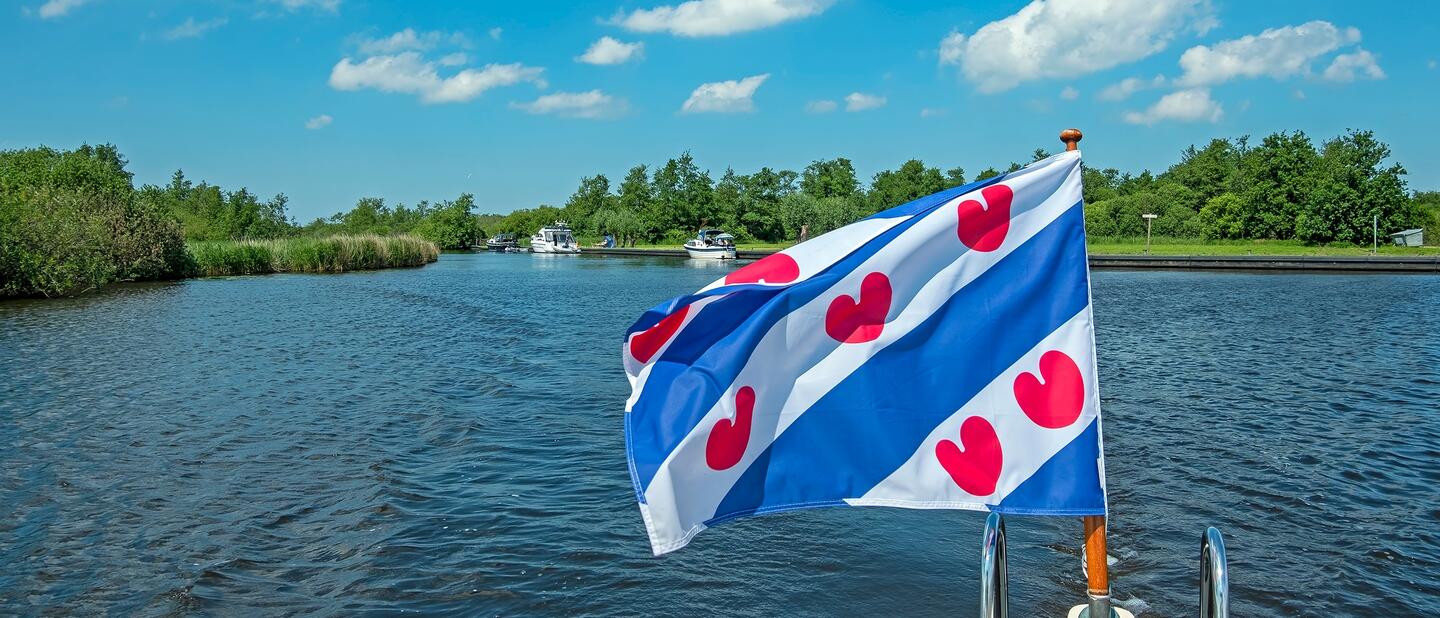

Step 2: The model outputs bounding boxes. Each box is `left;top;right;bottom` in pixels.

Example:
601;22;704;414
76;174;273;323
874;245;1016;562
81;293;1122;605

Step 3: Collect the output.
1063;126;1114;618
1083;514;1110;616
1061;128;1083;152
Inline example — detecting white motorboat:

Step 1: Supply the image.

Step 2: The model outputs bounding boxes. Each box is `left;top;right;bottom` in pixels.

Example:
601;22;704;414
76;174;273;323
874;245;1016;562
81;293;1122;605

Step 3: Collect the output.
684;229;737;259
530;221;581;254
485;233;519;252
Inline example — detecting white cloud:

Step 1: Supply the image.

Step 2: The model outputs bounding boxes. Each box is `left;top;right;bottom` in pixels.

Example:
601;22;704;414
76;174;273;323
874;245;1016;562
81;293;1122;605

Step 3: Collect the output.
437;52;468;67
578;36;644;65
1124;87;1222;125
919;107;946;118
1177;21;1361;86
1292;89;1306;100
1430;59;1437;70
510;90;628;119
33;0;91;19
356;28;466;55
844;92;885;111
938;30;965;66
1097;75;1166;101
681;73;769;113
805;99;837;114
163;17;227;40
489;27;503;41
939;0;1215;93
1323;49;1385;82
271;0;340;12
305;114;333;129
329;52;546;104
614;0;833;37
1059;86;1078;100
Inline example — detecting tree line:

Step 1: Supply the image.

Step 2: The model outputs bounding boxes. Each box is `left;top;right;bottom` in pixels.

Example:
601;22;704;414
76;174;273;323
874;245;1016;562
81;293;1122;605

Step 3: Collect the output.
488;153;984;246
1081;130;1424;245
474;129;1432;247
4;130;1435;296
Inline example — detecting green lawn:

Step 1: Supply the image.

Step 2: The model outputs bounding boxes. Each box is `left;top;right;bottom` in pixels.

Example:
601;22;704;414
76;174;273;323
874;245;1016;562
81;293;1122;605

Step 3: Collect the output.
1086;237;1438;256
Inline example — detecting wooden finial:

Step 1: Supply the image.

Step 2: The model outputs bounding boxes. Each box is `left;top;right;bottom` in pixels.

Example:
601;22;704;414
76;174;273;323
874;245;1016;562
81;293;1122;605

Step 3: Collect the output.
1060;128;1083;152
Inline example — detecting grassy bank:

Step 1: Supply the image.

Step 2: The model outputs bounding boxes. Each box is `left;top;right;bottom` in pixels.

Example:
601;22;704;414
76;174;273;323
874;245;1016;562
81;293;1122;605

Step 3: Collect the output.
188;234;439;277
1087;236;1438;256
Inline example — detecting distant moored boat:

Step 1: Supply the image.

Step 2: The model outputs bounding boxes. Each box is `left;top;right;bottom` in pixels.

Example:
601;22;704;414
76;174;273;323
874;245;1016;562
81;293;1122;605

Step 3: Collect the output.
486;233;519;252
530;221;580;254
683;229;737;259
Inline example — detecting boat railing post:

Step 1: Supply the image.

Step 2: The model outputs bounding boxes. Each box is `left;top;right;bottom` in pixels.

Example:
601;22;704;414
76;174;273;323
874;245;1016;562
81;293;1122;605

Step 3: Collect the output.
980;511;1008;618
1199;527;1229;618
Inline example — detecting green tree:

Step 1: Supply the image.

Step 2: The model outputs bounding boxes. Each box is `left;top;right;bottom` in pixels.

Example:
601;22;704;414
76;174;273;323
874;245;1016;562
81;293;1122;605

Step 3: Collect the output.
340;197;387;233
713;169;744;234
415;193;480;249
1082;167;1121;204
1195;193;1250;240
1163;138;1243;206
779;193;866;240
944;166;967;188
1411;191;1440;243
801;158;860;199
1295;130;1413;244
868;159;946;212
1237;131;1317;239
735;167;793;241
975;167;1002;182
591;201;643;246
563;174;611;233
617;165;655;240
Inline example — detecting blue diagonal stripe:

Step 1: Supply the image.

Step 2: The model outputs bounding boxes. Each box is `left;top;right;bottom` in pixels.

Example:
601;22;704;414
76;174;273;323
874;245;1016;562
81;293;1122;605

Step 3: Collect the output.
710;201;1092;522
626;175;1013;495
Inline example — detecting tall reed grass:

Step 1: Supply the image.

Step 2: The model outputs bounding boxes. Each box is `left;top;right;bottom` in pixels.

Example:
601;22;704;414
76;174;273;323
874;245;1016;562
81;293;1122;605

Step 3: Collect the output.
188;234;439;277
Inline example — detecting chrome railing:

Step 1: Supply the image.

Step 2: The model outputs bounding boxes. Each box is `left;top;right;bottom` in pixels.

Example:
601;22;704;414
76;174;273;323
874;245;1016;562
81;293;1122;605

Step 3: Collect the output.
1199;527;1229;618
980;512;1008;618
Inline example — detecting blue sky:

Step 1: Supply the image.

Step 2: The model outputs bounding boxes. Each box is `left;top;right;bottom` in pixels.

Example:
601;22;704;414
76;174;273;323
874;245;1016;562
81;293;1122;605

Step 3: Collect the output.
4;0;1437;220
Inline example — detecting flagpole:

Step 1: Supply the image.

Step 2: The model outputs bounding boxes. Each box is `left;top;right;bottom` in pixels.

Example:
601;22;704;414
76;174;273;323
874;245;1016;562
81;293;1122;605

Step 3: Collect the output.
1060;127;1112;618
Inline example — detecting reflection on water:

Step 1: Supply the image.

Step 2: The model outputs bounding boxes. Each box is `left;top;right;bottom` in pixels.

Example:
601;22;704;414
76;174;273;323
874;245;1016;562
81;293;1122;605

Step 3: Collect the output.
681;257;735;269
1;254;1438;616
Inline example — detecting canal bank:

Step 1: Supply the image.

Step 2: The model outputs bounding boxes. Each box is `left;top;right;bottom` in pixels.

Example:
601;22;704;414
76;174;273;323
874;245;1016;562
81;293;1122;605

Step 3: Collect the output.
583;247;1440;274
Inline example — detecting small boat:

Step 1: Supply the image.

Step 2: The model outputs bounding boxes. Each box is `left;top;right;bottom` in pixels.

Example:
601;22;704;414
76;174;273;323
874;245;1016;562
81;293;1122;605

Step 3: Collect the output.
530;221;581;254
684;229;737;259
486;233;519;252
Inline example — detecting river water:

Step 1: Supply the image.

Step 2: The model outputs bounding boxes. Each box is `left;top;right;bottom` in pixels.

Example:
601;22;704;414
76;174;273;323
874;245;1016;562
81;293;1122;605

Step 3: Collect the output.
2;252;1438;616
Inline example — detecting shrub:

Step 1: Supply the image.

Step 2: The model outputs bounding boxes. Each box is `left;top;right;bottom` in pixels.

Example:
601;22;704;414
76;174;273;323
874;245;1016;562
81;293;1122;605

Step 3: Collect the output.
1;146;194;297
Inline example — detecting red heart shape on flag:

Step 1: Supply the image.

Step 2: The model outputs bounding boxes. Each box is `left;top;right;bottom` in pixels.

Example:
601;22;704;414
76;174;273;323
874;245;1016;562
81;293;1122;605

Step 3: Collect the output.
706;386;755;470
957;184;1014;252
824;272;891;344
629;305;690;364
1013;350;1085;429
726;253;800;285
935;416;1003;496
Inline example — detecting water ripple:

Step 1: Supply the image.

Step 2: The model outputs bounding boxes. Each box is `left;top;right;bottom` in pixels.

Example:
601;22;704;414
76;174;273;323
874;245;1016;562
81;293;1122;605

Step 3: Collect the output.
2;257;1438;616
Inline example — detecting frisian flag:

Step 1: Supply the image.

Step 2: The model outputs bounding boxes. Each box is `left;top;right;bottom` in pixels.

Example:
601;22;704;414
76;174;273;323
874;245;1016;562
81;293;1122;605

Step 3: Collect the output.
622;150;1104;555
